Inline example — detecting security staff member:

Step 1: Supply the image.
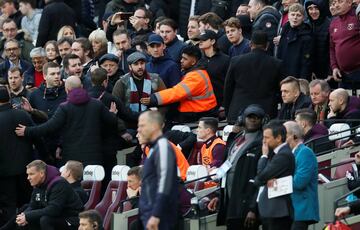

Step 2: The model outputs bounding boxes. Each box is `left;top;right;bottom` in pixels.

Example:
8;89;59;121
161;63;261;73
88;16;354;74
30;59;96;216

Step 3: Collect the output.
141;45;218;123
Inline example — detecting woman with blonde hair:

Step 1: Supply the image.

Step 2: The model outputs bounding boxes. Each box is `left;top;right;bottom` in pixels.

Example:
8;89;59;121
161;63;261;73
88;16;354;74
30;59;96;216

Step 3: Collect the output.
57;25;76;41
88;28;108;62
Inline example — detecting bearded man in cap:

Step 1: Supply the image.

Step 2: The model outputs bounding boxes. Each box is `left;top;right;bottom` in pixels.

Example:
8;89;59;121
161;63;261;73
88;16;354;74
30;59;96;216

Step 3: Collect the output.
208;104;267;230
112;51;166;127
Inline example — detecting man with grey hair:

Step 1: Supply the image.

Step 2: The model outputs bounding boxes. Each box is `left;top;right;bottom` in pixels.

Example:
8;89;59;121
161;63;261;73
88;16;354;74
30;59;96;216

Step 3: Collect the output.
24;47;47;88
15;75;118;166
309;79;331;122
283;121;319;230
0;39;31;83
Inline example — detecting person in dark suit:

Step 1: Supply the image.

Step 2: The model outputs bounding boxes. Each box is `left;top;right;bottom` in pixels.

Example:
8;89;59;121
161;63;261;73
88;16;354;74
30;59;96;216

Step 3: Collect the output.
284;121;319;230
254;120;295;230
208;104;268;230
223;30;285;123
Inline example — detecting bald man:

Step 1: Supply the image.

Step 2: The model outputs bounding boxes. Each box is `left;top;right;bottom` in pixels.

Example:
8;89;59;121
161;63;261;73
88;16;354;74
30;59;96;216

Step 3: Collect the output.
16;76;118;166
327;88;360;127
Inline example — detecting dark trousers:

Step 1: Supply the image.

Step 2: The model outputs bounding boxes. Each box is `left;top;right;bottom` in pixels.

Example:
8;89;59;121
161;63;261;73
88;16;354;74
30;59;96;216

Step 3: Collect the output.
26;216;78;230
291;221;312;230
262;216;292;230
226;218;259;230
0;175;31;226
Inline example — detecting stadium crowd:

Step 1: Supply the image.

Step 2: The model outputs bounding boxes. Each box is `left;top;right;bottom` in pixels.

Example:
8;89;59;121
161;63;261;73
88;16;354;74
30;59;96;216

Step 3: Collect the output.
0;0;359;229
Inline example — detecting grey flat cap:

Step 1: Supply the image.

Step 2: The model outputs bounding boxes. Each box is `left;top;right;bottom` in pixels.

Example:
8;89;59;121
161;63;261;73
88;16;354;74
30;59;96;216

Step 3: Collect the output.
127;51;147;65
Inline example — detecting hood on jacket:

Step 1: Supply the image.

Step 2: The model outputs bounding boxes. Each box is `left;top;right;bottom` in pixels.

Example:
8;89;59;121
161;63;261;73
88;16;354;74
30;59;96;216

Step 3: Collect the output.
67;87;90;105
43;165;60;187
150;52;174;64
256;6;281;22
305;0;327;22
305;123;328;141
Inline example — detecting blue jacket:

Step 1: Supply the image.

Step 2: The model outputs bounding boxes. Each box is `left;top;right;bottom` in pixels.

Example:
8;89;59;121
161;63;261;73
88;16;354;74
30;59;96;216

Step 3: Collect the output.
291;143;319;222
146;54;182;88
165;37;186;63
139;136;178;229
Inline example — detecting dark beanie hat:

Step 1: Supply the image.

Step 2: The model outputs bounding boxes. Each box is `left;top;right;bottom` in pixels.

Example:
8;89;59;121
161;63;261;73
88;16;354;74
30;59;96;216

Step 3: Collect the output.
0;86;10;103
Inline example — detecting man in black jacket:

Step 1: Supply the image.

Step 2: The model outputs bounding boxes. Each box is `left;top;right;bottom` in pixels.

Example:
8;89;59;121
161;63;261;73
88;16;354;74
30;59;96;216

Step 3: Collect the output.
208;104;267;230
0;86;34;226
15;75;118;166
15;160;83;229
224;31;284;123
36;0;76;47
254;120;295;230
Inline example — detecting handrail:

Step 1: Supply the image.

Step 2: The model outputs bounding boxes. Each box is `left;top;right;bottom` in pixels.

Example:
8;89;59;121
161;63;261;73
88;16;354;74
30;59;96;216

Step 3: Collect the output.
318;159;355;172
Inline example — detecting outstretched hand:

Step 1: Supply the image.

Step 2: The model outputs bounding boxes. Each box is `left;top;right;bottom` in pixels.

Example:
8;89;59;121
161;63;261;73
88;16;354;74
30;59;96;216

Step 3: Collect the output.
109;102;118;114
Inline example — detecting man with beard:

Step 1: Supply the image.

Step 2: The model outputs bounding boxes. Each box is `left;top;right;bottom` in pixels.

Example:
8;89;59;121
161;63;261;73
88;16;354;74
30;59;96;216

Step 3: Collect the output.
208;104;267;230
112;51;166;128
143;45;218;123
62;53;92;90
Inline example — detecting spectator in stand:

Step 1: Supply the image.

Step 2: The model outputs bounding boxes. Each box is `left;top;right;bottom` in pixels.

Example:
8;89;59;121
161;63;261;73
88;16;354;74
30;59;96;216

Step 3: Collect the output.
18;0;41;46
57;37;73;62
0;86;34;226
327;88;360;127
137;111;178;230
309;79;331;123
278;76;312;120
15;160;83;229
88;29;108;63
44;40;61;64
276;4;313;81
112;52;166;128
186;15;201;46
129;7;153;40
146;34;182;88
111;29;135;73
247;0;280;54
71;38;95;75
0;39;31;83
144;45;218;123
254;120;295;230
208;104;266;230
224;31;284;122
295;108;328;143
57;25;76;41
196;117;225;168
24;47;47;88
8;66;30;101
16;76;118;166
223;17;251;57
159;18;186;63
236;4;250;16
62;54;92;90
198;30;230;109
104;0;144;15
78;210;103;230
36;0;76;47
0;18;34;62
99;53;125;92
198;12;232;55
283;121;319;230
305;0;331;79
61;160;89;205
330;0;360;90
0;0;23;28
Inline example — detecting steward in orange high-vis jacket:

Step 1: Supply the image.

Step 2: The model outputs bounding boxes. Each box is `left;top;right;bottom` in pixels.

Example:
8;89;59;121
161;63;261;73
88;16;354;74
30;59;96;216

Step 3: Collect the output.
142;45;218;122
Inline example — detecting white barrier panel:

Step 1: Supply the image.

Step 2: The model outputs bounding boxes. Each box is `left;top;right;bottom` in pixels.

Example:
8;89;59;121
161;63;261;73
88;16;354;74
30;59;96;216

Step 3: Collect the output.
222;125;234;142
83;165;105;181
186;165;208;182
172;125;191;133
329;123;351;141
111;165;130;181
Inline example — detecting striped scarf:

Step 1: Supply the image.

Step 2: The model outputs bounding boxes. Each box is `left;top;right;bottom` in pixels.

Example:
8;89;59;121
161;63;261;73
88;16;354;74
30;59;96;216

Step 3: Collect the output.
129;73;152;112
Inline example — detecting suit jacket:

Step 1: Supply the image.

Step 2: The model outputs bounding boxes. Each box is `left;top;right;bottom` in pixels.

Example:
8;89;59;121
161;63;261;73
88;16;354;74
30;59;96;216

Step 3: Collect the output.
291;144;319;222
254;144;295;218
223;48;285;123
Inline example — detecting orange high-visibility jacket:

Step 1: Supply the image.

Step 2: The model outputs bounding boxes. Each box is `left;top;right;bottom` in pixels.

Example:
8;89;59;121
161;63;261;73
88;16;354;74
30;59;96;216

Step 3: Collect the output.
153;69;217;112
145;141;189;181
201;138;225;166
